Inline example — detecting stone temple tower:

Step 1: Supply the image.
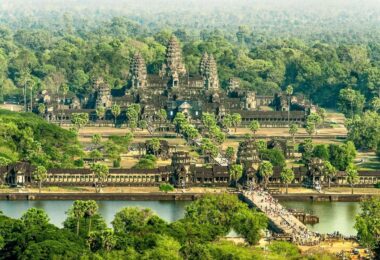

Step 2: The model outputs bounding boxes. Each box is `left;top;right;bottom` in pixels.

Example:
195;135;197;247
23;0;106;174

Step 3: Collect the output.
130;52;147;89
160;36;187;86
199;52;209;76
202;54;219;91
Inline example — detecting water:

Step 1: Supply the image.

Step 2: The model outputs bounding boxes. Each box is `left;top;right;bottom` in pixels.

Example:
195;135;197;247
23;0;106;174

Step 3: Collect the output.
0;200;189;227
0;200;361;236
281;201;361;236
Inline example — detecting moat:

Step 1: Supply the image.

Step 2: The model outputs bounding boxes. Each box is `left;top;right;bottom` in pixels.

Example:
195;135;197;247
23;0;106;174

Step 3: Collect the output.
0;200;360;236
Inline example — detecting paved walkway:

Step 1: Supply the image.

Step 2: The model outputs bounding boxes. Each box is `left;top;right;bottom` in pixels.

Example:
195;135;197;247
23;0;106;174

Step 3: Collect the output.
242;189;321;245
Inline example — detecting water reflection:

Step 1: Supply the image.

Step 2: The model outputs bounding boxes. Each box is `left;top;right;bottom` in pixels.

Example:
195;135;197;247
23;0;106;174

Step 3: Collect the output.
0;200;360;236
0;200;189;227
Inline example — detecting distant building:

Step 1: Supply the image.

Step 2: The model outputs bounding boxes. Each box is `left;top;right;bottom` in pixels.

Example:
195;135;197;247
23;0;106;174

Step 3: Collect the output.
35;35;311;127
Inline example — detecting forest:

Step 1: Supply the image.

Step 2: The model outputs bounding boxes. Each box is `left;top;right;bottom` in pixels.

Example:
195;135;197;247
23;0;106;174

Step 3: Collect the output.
1;1;380;109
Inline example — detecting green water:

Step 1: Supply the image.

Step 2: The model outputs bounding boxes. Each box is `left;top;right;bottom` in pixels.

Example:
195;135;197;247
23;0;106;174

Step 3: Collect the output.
0;200;360;236
281;201;361;236
0;200;189;227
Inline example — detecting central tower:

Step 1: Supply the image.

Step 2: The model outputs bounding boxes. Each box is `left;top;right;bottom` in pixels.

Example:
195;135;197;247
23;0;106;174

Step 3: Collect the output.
160;35;187;87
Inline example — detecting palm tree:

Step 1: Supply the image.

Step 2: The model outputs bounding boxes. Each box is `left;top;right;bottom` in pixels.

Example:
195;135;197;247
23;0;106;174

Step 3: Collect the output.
91;163;109;193
96;106;106;126
286;85;293;123
60;84;69;125
280;167;295;194
32;165;47;193
289;124;298;157
72;200;86;236
322;161;337;189
157;109;167;131
249;120;260;139
259;161;273;189
229;164;243;187
28;79;36;112
84;200;98;235
17;73;31;112
231;113;242;132
222;114;233;132
111;104;121;127
346;163;359;194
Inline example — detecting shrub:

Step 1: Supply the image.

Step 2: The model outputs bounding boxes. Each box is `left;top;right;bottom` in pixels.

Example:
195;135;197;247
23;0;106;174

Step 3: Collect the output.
159;183;175;193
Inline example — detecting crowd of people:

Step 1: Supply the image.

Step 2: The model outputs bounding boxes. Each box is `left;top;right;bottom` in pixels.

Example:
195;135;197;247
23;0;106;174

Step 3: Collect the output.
245;186;321;246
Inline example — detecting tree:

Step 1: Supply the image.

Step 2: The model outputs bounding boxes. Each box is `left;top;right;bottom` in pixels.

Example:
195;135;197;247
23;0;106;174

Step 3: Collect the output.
83;200;99;235
92;134;102;147
112;207;155;236
280;168;294;194
200;138;218;158
316;107;327;124
322;161;337;189
249;120;260;139
225;147;235;164
87;229;117;252
289;124;298;157
72;200;86;236
307;113;322;133
305;122;316;137
0;157;12;167
126;105;139;132
222;114;233;132
355;198;380;257
285;85;293;123
139;120;148;130
312;144;330;161
96;106;106;125
159;183;175;193
71;113;89;130
147;138;161;156
201;113;217;132
231;208;267;245
89;149;103;163
229;164;243;187
20;208;50;229
346;163;359;194
258;161;273;189
157;109;167;130
338;88;365;118
133;155;157;169
37;103;46;116
173;112;187;132
371;97;380;112
231;113;242;132
32;165;47;193
329;143;355;170
289;124;298;144
90;163;109;193
111;104;121;127
346;111;380;150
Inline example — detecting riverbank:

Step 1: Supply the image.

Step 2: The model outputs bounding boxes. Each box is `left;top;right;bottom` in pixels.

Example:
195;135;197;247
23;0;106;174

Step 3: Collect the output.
0;186;378;201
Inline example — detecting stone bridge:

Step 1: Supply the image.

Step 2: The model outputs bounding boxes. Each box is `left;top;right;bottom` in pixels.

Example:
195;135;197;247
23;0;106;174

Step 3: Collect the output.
241;190;321;245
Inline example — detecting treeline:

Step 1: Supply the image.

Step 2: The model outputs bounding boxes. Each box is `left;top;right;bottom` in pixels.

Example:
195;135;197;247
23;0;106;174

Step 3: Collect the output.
1;16;380;109
0;194;337;259
2;0;380;44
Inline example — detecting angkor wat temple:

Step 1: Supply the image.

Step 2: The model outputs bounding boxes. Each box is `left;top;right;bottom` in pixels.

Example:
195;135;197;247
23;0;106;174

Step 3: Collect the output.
36;36;313;127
